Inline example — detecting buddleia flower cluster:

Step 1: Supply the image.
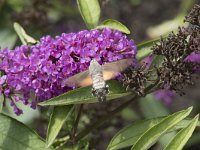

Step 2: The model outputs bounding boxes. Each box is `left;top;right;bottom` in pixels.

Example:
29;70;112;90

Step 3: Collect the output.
0;28;137;115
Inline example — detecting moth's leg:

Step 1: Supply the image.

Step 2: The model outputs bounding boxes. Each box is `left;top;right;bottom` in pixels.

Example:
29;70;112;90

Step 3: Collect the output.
105;84;109;94
99;95;106;102
91;87;96;96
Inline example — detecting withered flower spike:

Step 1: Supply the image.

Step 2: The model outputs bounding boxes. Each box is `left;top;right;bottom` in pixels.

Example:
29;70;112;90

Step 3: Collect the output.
122;65;149;96
151;3;200;94
185;4;200;27
122;4;200;97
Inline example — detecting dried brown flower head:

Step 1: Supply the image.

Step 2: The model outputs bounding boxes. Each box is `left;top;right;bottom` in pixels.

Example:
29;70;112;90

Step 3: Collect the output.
152;25;200;93
122;65;149;96
185;4;200;27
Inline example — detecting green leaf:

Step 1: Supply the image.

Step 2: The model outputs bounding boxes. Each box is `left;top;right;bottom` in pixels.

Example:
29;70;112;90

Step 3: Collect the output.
0;113;52;150
147;15;185;39
139;94;175;147
0;29;17;49
107;117;165;150
139;94;169;118
39;80;131;106
46;105;74;147
121;108;140;121
13;22;37;45
77;0;100;29
136;38;160;61
131;107;193;150
60;140;89;150
185;133;200;147
159;132;176;148
96;19;130;34
107;109;196;150
107;117;200;150
164;114;199;150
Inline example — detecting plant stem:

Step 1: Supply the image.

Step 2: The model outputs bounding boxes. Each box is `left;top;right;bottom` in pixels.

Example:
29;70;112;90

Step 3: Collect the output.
55;136;70;150
75;81;160;141
72;104;83;143
75;94;137;141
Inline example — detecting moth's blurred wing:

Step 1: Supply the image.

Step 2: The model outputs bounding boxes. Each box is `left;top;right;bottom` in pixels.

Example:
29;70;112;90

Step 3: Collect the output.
102;71;118;81
102;58;133;80
62;70;92;87
63;58;133;87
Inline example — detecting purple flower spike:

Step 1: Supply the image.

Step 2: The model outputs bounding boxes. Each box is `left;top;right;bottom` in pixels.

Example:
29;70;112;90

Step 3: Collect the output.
0;28;137;115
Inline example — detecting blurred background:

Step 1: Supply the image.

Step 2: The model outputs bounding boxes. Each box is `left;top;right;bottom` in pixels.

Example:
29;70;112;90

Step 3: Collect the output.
0;0;200;149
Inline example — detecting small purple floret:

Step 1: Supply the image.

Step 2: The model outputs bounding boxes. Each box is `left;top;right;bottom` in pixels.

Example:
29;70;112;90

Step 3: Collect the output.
185;52;200;72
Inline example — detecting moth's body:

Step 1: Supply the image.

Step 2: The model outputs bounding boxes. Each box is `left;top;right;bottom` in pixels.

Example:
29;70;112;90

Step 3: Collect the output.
63;58;133;102
89;59;109;102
